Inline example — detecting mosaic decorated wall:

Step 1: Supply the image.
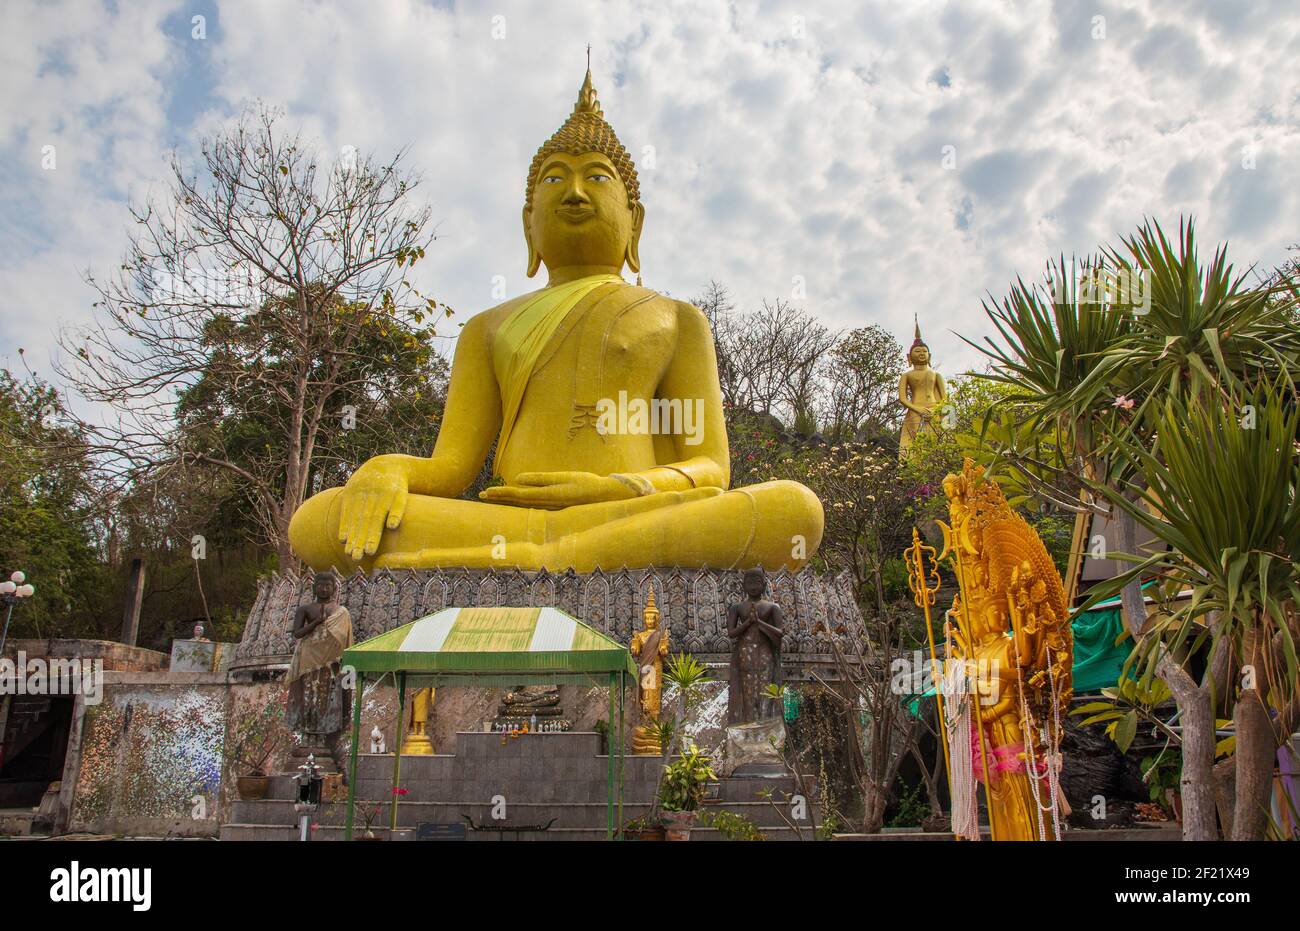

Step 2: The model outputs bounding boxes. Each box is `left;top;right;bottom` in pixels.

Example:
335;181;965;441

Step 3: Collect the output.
72;683;228;837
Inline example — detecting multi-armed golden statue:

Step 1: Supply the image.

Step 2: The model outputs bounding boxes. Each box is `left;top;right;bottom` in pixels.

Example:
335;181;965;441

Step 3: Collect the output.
289;68;823;573
937;459;1072;841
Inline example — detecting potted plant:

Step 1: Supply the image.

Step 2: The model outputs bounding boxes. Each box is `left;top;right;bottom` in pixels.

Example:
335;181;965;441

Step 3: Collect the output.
645;654;710;828
231;702;288;800
658;742;717;841
357;802;385;840
620;815;665;842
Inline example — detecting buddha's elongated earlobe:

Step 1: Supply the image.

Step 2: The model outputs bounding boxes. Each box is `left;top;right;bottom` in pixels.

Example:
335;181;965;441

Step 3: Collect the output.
523;207;542;278
625;201;645;274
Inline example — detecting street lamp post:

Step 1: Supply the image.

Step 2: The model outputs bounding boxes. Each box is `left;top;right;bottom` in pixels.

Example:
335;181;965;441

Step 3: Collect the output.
0;571;36;656
293;754;325;841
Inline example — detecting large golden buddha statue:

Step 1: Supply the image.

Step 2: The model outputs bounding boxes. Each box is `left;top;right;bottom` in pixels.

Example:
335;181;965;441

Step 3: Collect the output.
289;70;823;573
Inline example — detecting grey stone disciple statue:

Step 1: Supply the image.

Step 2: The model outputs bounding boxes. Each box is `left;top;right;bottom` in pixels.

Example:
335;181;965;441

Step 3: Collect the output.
725;567;783;724
286;572;354;763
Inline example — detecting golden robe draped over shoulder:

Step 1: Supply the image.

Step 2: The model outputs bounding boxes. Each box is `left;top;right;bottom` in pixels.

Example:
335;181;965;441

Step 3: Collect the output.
491;274;622;474
287;607;353;683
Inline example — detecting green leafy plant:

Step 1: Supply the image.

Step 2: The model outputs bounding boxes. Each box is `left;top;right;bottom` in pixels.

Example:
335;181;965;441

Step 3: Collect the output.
659;742;717;813
664;653;710;693
700;808;766;841
1072;676;1174;754
1140;749;1182;806
885;782;928;828
648;715;676;750
648;654;713;822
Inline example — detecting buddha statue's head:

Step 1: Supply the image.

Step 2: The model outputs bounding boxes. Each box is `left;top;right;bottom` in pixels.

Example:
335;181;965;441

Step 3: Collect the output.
742;567;768;600
523;68;643;279
908;320;931;367
642;588;661;630
312;571;337;603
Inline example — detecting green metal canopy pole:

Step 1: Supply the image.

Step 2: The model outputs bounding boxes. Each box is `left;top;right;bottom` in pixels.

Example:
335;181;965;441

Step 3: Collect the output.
390;671;406;834
606;672;615;840
617;669;625;838
344;671;364;841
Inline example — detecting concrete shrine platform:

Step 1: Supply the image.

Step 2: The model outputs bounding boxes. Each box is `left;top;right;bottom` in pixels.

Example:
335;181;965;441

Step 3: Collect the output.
220;730;820;841
232;566;864;677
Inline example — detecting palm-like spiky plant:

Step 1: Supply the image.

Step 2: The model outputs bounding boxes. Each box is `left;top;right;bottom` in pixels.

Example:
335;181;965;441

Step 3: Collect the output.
1083;386;1300;839
1091;220;1297;456
970;217;1299;839
967;252;1134;490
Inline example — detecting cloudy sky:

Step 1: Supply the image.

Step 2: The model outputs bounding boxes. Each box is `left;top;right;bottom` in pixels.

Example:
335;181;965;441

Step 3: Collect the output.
2;0;1297;391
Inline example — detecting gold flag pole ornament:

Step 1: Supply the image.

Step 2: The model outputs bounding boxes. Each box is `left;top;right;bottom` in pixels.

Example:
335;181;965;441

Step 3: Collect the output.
935;458;1073;841
904;528;953;810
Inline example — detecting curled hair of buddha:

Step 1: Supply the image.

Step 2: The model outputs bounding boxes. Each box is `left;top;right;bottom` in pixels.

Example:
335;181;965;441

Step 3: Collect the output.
525;68;640;212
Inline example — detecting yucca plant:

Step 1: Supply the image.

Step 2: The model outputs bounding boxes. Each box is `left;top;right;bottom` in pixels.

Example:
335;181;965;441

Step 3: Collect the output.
1099;220;1298;420
966;251;1135;487
1083;385;1300;839
973;217;1299;839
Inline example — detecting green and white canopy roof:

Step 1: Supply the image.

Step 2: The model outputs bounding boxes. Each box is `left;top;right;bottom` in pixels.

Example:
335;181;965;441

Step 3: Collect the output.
341;606;636;685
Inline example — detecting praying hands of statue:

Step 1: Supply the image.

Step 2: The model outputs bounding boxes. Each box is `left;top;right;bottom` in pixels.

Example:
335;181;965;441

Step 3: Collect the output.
728;602;783;644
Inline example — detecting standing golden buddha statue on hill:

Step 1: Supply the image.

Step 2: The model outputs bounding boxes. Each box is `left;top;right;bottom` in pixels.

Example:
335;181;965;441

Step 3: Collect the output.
288;68;823;574
898;320;946;460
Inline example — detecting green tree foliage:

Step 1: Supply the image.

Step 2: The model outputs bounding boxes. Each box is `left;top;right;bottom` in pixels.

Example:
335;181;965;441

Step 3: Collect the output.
0;370;111;639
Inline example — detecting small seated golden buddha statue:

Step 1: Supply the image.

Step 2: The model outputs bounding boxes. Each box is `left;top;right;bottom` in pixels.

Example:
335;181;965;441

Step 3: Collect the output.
289;69;823;573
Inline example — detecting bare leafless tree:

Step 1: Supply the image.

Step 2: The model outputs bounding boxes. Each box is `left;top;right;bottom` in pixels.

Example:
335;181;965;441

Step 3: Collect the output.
814;607;926;834
819;325;904;442
57;102;447;568
707;295;836;428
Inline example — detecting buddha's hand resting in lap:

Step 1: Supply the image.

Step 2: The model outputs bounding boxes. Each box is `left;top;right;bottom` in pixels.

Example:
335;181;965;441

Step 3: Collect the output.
338;455;411;560
479;471;641;509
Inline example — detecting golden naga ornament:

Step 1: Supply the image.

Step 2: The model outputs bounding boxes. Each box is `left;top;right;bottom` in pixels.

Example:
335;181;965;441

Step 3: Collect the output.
935;458;1073;841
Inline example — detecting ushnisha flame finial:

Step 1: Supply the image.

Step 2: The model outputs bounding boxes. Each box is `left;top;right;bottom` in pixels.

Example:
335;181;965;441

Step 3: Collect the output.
525;64;640;210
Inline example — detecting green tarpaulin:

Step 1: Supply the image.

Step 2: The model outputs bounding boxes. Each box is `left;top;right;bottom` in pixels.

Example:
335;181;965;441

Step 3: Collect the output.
1070;600;1130;693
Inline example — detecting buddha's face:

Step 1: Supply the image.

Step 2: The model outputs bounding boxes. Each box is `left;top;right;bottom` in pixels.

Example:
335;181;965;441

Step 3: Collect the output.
909;344;931;366
743;571;766;599
524;151;643;276
313;574;336;602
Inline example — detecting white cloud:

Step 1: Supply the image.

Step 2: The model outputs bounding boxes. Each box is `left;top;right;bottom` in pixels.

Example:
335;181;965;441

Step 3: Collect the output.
3;0;1298;393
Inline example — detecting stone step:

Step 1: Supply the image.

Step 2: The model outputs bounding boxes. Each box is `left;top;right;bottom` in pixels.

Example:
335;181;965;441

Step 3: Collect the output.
244;775;805;808
218;821;817;842
227;798;816;832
